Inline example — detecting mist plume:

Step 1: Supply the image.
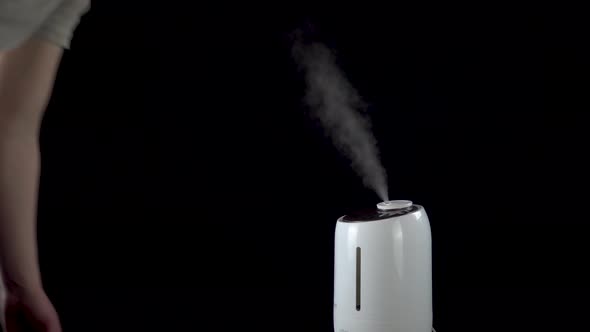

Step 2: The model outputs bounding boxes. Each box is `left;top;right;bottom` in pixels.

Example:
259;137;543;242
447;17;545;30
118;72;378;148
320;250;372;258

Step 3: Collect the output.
293;28;389;201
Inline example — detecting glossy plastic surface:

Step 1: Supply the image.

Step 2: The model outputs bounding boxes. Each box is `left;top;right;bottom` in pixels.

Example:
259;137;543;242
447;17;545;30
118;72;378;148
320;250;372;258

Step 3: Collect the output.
334;205;432;332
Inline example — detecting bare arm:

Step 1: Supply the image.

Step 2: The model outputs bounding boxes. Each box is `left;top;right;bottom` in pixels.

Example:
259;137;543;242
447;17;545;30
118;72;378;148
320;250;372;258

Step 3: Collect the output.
0;37;63;292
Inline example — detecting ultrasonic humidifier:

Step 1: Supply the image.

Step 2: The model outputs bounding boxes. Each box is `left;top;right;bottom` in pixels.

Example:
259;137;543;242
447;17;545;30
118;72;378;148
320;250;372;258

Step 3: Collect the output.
334;200;432;332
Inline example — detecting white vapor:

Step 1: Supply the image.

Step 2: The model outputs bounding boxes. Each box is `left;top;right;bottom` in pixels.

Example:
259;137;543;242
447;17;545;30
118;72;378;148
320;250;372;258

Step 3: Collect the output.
293;33;389;201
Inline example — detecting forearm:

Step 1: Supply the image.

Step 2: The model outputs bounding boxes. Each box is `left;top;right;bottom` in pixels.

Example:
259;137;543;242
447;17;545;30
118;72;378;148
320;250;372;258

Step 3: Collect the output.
0;38;63;291
0;131;42;291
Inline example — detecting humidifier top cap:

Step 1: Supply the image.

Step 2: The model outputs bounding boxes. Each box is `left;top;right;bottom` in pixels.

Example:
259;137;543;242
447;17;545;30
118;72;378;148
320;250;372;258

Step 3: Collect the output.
340;200;418;222
377;200;413;211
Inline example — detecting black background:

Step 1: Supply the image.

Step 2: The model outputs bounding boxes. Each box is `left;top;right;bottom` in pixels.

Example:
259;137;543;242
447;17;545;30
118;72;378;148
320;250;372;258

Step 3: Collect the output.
34;2;590;331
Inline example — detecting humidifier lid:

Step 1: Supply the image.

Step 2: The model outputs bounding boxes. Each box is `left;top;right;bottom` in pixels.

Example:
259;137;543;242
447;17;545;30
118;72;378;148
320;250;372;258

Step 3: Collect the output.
340;200;419;223
377;200;413;210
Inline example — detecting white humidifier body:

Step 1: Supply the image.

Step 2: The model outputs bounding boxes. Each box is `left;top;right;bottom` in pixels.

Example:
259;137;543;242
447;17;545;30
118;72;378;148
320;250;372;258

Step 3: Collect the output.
334;200;432;332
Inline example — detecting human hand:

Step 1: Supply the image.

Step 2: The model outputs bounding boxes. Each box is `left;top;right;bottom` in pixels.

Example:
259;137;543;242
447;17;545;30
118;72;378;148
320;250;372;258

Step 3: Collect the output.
0;284;62;332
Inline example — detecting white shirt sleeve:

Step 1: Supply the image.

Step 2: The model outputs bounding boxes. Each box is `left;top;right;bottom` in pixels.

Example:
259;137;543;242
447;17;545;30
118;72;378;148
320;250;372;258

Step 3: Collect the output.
0;0;90;51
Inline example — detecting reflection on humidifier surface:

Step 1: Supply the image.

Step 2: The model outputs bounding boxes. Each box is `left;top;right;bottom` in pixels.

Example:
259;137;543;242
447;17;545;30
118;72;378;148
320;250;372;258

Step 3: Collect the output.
334;200;433;332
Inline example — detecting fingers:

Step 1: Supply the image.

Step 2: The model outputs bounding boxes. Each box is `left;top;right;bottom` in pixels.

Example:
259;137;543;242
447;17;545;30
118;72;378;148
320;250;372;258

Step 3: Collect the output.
0;284;5;331
4;303;28;332
45;318;63;332
44;308;63;332
1;291;63;332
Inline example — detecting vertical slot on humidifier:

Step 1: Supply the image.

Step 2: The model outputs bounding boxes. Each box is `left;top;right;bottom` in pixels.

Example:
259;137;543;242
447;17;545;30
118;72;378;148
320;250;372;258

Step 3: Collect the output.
356;246;361;311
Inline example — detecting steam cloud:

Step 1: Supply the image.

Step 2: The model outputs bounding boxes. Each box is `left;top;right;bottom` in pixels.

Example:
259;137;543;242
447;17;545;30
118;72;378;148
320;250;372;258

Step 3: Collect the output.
293;30;389;201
